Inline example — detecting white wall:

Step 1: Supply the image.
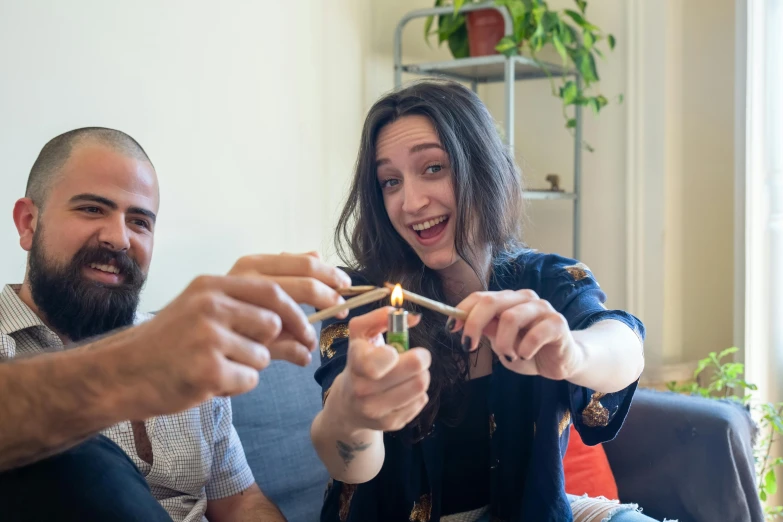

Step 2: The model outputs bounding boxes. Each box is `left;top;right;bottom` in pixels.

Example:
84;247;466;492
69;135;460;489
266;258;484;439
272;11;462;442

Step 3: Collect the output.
0;0;369;312
678;0;735;363
0;0;737;367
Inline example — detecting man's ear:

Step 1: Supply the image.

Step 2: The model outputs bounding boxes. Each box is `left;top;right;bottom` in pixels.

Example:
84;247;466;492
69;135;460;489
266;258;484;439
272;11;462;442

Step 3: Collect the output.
13;198;38;252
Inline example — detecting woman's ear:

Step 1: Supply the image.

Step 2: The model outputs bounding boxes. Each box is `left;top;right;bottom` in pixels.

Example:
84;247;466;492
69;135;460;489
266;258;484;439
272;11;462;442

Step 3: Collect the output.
13;197;38;252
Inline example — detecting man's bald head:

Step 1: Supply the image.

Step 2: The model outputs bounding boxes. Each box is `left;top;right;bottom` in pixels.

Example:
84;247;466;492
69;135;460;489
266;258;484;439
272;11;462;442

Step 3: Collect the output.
25;127;153;207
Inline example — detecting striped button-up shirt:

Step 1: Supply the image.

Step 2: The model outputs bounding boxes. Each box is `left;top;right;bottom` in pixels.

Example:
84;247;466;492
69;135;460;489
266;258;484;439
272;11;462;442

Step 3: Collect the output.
0;284;256;522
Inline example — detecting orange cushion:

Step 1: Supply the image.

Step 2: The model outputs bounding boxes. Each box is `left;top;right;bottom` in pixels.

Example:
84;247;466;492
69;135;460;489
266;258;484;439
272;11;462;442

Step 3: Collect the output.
563;424;619;500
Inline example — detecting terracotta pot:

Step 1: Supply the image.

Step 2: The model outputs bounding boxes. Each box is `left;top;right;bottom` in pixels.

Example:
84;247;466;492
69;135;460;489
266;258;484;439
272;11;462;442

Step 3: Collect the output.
466;9;506;57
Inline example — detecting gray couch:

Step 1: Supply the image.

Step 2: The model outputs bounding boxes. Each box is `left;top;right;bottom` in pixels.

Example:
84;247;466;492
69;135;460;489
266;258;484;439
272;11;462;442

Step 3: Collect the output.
231;316;764;522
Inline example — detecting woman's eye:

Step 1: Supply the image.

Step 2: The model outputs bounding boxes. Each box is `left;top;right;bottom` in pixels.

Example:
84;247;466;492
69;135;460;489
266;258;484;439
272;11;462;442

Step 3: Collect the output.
381;178;400;189
425;164;442;174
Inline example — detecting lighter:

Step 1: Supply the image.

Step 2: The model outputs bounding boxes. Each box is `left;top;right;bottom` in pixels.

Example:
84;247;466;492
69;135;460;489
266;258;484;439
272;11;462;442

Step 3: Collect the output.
387;284;409;353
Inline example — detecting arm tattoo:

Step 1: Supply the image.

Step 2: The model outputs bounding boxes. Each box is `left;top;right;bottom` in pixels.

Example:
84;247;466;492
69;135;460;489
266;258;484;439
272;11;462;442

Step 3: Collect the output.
336;440;371;468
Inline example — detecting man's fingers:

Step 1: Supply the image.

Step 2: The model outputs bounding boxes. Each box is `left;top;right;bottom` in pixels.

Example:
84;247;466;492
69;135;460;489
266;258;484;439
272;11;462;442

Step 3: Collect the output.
216;360;262;397
233;254;352;289
218;328;272;371
267;338;313;367
218;298;284;346
210;276;316;350
265;276;346;312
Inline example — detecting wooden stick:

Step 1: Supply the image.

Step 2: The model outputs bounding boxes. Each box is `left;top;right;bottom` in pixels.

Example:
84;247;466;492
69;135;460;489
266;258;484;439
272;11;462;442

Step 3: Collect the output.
336;285;378;296
308;287;391;324
383;283;468;321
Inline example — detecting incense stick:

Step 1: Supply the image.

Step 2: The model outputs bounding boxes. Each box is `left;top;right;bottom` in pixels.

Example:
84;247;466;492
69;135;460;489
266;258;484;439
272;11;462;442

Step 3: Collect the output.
383;283;468;321
336;285;378;296
308;287;391;324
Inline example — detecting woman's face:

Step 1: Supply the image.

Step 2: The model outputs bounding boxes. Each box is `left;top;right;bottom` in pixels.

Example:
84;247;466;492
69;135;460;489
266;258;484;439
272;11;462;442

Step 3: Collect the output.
375;115;459;271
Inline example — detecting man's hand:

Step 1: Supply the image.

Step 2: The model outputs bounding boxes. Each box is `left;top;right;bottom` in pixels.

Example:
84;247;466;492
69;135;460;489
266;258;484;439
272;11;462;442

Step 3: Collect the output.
0;251;351;472
226;252;351;363
121;252;351;420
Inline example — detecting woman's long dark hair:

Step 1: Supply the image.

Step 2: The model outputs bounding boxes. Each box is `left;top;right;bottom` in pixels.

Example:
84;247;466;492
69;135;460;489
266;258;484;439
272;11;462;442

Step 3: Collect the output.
335;79;526;439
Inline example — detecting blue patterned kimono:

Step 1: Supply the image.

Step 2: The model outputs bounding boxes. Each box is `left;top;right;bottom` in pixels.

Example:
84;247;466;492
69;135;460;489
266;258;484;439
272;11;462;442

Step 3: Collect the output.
315;250;645;522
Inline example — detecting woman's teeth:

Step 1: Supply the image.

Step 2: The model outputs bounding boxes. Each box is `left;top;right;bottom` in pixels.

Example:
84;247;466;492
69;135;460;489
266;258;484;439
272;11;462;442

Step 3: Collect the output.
89;263;120;274
412;216;447;231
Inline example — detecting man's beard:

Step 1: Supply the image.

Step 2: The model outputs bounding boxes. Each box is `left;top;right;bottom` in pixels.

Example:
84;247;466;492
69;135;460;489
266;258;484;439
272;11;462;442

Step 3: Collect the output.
28;228;146;342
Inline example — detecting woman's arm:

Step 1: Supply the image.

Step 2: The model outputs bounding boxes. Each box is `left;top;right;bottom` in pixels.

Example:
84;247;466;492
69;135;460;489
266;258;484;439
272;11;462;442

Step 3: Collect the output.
569;319;644;393
311;308;430;484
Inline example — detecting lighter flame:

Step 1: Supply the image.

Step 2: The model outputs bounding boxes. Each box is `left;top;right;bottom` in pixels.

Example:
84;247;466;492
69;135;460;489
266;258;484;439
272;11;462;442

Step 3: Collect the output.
391;284;404;307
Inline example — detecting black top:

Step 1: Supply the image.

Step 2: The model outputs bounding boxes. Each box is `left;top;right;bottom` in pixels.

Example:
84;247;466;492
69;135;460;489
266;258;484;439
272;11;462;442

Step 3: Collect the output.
440;374;492;515
316;251;645;521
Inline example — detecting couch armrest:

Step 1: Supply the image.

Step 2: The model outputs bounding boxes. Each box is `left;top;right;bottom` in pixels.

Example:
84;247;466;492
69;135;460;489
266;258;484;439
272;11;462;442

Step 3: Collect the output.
603;388;763;522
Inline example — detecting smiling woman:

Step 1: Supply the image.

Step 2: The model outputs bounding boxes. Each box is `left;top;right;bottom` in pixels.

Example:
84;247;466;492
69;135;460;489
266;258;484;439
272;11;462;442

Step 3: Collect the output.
312;80;652;522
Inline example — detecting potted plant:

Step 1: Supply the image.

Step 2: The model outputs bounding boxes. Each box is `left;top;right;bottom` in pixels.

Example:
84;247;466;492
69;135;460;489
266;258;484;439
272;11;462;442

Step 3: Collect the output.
425;0;619;138
667;347;783;519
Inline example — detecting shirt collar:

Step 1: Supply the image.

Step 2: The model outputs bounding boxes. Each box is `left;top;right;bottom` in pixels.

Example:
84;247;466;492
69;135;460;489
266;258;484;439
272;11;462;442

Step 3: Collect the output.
0;284;47;335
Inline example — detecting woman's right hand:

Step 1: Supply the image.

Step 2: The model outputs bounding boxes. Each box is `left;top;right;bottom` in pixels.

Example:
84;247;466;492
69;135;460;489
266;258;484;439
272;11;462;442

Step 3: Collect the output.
327;307;431;435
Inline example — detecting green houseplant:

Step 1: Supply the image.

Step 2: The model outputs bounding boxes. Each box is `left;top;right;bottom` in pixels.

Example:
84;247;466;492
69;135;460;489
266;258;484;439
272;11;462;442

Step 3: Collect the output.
667;347;783;519
425;0;619;142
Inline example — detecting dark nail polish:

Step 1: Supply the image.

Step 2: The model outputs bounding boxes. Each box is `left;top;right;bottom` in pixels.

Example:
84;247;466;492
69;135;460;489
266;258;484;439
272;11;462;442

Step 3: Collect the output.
504;355;515;362
462;336;473;352
445;317;456;332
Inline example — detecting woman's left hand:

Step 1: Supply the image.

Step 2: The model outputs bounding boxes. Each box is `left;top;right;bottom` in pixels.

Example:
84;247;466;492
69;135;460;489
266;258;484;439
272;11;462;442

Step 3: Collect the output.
452;290;586;380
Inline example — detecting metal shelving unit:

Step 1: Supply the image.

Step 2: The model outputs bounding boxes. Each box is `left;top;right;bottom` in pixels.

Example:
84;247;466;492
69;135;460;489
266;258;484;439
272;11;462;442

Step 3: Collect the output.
393;1;583;259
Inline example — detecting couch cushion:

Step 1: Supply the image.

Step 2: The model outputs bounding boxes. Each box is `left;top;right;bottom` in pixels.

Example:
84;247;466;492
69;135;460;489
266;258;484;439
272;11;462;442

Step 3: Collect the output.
231;314;329;522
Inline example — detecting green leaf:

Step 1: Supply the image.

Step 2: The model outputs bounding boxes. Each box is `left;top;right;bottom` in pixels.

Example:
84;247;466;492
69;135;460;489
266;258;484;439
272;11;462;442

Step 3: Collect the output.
552;33;567;64
719;346;739;360
564;9;587;27
566;118;577;129
608;34;616;50
425;0;445;45
542;11;559;32
576;0;588;13
761;489;768;502
425;16;435;44
588;97;600;114
447;22;470;58
560;80;578;105
495;35;519;55
577;51;599;83
453;0;466;14
557;20;573;45
766;469;778;495
532;5;546;24
583;31;595;49
437;13;464;43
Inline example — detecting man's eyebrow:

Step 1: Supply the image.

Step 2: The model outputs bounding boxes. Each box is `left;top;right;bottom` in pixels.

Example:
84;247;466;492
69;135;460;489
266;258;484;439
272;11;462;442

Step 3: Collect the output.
69;193;156;223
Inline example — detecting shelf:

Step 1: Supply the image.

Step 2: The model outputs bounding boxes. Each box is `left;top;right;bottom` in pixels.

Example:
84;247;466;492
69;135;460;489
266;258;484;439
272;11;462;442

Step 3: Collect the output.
523;191;576;201
401;55;575;84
